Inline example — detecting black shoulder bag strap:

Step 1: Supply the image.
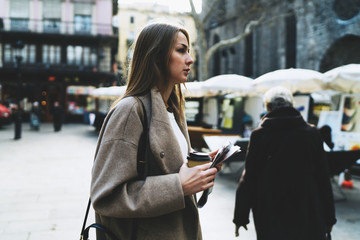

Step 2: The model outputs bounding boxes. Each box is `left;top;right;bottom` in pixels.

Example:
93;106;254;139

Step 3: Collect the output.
136;96;152;180
80;95;152;240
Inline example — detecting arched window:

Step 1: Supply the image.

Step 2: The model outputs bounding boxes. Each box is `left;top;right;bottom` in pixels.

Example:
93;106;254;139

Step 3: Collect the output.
320;34;360;72
333;0;360;21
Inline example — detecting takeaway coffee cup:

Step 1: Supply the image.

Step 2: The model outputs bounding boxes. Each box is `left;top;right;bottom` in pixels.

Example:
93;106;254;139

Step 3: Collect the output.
187;151;212;167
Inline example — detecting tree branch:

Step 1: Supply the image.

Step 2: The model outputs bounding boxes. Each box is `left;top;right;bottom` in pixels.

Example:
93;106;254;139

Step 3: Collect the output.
189;0;201;25
204;15;265;64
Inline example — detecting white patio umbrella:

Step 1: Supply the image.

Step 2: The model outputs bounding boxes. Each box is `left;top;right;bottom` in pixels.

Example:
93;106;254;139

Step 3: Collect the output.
202;74;254;96
324;64;360;93
181;81;207;98
90;87;108;98
91;86;127;100
253;68;325;93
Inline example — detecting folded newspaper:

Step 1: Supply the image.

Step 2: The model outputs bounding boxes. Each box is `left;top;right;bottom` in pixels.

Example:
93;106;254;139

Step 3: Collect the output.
187;142;241;168
210;142;241;168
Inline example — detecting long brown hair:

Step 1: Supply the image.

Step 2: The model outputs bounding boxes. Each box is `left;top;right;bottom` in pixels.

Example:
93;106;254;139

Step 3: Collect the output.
112;22;190;123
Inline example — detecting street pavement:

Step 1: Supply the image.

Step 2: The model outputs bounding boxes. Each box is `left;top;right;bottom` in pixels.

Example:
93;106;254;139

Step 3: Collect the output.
0;122;359;240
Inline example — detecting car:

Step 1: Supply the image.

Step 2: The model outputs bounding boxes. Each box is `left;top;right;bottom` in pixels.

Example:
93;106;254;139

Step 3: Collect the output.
0;103;12;126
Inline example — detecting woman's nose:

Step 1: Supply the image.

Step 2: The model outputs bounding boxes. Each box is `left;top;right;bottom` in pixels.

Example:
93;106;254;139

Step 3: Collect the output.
186;54;194;66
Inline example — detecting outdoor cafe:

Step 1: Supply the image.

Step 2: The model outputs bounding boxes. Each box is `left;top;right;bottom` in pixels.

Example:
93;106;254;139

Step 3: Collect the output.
88;64;360;180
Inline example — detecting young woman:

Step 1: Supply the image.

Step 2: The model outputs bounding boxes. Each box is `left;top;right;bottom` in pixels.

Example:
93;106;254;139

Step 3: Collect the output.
90;22;218;239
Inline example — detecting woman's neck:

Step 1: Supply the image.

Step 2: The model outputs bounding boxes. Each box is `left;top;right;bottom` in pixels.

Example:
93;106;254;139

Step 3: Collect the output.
160;83;175;107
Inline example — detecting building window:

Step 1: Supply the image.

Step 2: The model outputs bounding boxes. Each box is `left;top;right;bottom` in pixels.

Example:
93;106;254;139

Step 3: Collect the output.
2;43;35;64
74;46;83;65
43;19;61;33
43;0;61;33
10;19;29;31
74;15;92;34
67;46;75;65
285;12;296;68
10;0;29;31
4;44;12;63
130;16;134;24
244;33;253;77
28;45;36;63
67;45;96;66
213;34;220;76
74;2;93;34
83;47;90;66
90;47;98;66
43;45;61;64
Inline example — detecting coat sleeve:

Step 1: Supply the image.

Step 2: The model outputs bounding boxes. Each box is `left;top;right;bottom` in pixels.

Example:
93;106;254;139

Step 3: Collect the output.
233;130;261;226
90;98;185;218
312;128;337;227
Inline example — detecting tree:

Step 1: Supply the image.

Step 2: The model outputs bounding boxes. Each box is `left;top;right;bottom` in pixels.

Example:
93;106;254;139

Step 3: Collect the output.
188;0;265;81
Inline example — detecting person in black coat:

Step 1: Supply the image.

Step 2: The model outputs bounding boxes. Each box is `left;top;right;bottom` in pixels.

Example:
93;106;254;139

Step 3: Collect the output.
233;86;336;240
51;101;64;132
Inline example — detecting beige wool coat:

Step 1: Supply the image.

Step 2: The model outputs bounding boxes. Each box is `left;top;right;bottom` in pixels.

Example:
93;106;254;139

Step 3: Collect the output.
90;88;202;239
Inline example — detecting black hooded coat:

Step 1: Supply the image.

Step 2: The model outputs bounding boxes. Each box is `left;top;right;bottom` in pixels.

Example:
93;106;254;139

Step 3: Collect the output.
233;107;336;240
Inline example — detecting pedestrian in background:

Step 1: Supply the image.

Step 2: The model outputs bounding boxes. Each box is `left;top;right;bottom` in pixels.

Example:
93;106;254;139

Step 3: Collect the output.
233;86;336;240
51;101;64;132
30;101;41;130
90;22;219;239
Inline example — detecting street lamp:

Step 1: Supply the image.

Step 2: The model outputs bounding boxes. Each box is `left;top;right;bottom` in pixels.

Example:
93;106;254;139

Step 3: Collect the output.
13;40;24;140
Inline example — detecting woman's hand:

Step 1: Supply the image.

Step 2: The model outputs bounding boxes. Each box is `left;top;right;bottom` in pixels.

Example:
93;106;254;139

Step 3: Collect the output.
209;149;223;171
179;162;217;196
209;149;218;159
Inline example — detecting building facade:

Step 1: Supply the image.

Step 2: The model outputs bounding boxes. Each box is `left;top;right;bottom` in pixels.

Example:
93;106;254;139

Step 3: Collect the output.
204;0;360;78
0;0;117;122
116;1;197;81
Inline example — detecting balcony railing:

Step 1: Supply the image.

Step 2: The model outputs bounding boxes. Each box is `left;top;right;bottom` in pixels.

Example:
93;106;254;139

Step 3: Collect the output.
0;18;114;36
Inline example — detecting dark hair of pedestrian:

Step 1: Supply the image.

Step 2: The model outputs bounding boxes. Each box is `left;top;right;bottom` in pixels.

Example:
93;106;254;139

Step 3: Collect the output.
112;22;190;123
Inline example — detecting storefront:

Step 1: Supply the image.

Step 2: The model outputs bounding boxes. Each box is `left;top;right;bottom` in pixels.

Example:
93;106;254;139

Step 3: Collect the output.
66;85;96;123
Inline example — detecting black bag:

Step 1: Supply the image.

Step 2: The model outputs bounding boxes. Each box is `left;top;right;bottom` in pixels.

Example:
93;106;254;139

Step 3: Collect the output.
80;96;151;240
80;199;118;240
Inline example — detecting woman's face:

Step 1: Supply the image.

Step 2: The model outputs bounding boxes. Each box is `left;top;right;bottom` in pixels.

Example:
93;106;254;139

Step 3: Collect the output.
168;32;194;86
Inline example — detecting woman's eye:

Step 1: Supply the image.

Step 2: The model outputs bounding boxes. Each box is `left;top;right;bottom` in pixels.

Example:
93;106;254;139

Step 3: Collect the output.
177;48;186;53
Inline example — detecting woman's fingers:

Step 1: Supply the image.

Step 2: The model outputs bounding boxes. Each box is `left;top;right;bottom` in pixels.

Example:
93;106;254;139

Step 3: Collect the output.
179;162;218;196
196;162;213;170
202;178;215;190
209;149;219;159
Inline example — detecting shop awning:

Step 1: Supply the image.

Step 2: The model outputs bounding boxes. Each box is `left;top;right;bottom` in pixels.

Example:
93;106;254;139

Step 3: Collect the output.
67;85;96;95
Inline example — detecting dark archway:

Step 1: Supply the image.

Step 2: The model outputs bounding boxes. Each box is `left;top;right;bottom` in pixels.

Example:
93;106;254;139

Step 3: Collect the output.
320;34;360;72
